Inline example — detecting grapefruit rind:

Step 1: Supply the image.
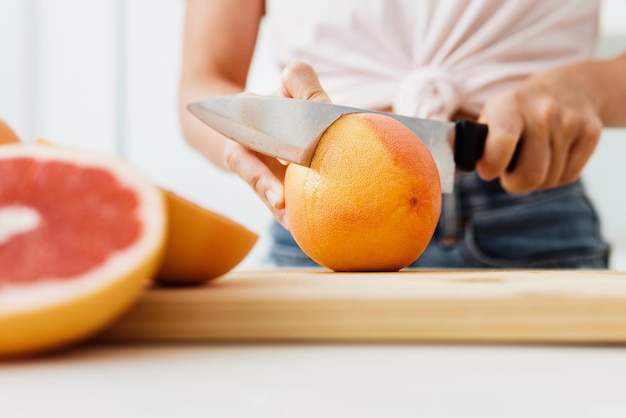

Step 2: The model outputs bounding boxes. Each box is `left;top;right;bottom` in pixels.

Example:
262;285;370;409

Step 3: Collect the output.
0;144;167;357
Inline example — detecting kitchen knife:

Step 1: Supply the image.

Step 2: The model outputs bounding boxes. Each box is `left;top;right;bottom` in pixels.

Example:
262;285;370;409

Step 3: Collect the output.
188;95;519;193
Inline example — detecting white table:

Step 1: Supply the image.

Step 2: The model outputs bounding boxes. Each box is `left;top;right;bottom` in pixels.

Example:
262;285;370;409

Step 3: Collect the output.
2;342;626;417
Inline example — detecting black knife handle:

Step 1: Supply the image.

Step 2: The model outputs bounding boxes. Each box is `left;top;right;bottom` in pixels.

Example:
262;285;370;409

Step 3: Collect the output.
454;119;521;173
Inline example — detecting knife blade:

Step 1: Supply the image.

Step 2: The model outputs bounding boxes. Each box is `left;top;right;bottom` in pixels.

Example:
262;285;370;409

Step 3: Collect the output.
188;95;513;193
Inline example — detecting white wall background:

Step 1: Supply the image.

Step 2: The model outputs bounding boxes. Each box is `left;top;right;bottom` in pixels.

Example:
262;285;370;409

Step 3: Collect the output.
0;0;625;269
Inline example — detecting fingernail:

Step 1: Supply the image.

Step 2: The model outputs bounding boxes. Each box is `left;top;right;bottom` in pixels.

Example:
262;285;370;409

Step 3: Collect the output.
266;189;279;208
280;212;290;231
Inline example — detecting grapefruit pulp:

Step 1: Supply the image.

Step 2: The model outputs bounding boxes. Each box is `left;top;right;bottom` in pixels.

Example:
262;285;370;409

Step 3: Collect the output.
0;144;166;357
31;138;258;285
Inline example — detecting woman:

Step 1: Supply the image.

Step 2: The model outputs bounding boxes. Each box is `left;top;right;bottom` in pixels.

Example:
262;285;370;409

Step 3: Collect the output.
179;0;626;268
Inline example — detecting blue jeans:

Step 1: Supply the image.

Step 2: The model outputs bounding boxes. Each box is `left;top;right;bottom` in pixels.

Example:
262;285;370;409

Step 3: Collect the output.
267;174;609;269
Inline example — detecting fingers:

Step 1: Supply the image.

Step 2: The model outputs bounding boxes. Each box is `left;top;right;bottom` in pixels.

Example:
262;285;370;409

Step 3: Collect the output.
476;90;525;182
228;62;329;229
500;96;553;193
540;111;580;189
280;62;331;103
560;116;602;184
223;141;290;229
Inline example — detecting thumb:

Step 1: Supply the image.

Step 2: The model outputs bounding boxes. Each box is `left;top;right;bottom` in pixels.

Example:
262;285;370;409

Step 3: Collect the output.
280;62;331;103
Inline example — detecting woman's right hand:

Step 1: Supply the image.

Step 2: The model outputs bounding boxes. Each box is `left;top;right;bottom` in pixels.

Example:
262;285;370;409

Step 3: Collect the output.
223;62;331;230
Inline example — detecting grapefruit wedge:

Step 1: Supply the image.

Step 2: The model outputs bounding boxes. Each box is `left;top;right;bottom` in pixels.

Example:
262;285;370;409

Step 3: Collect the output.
0;143;166;357
156;191;258;285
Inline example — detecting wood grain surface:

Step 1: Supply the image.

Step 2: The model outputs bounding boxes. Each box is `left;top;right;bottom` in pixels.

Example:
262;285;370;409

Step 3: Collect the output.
99;269;626;344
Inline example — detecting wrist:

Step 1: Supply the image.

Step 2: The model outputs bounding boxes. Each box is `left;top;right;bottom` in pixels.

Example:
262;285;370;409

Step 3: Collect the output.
592;53;626;127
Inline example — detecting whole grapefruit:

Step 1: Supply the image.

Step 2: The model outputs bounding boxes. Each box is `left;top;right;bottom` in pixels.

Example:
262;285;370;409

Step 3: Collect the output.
0;144;166;357
284;112;442;272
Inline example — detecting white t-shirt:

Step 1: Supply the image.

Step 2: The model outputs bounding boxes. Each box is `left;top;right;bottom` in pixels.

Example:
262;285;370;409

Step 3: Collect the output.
266;0;599;120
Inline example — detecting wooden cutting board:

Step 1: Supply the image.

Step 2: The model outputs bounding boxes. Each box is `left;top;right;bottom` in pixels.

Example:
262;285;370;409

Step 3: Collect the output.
100;269;626;344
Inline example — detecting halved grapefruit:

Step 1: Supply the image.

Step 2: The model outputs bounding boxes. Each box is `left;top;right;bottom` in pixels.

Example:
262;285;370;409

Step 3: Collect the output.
31;138;259;285
0;143;166;357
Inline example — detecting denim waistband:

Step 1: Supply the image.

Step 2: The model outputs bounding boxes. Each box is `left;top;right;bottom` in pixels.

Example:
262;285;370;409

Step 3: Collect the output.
437;173;588;244
456;173;586;214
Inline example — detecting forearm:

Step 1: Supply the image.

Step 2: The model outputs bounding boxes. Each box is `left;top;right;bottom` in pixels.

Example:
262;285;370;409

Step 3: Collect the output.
178;75;243;170
177;0;263;170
